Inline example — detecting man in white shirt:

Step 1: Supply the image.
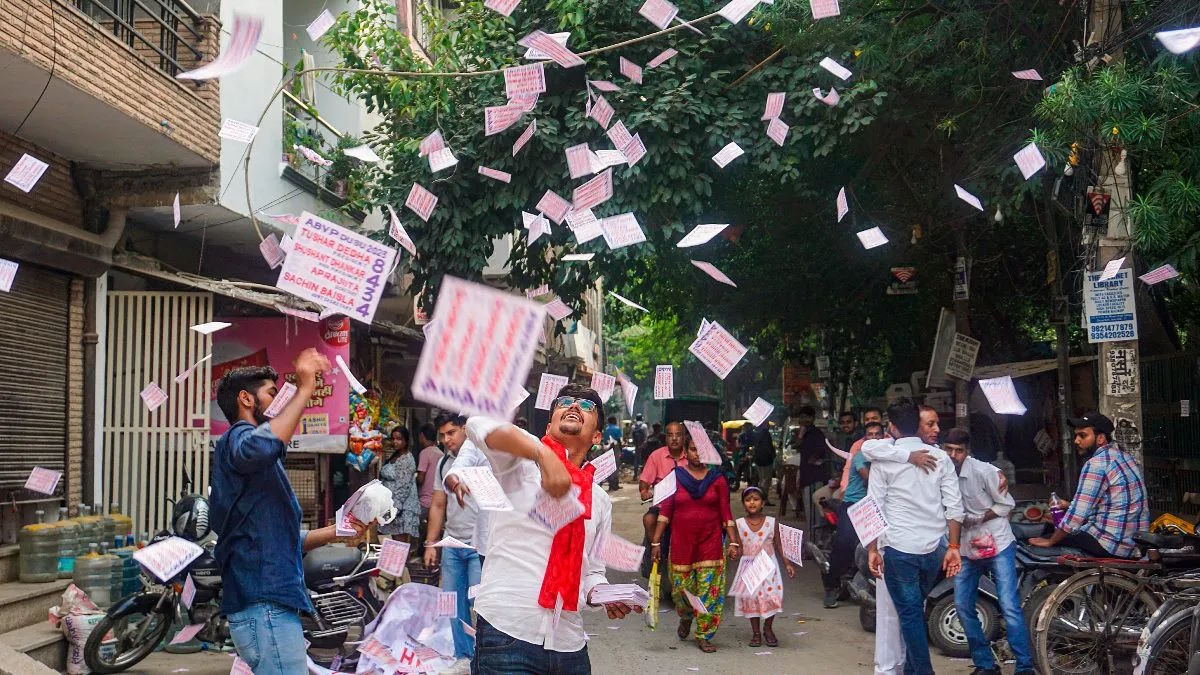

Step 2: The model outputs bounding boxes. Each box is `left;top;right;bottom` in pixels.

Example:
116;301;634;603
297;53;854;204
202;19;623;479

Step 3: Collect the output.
944;428;1034;675
422;413;483;674
461;383;641;674
862;398;964;675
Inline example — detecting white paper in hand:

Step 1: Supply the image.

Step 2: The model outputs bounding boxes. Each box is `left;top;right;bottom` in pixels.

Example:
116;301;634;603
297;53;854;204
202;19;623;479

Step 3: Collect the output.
778;524;804;566
428;535;474;549
743;397;774;426
979;375;1027;415
677;223;729;248
589;449;617;484
456;466;515;511
735;550;777;595
652;470;677;506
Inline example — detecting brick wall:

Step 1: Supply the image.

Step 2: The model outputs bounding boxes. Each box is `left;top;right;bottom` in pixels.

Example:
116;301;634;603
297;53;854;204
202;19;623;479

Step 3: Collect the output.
0;130;83;226
67;277;84;509
0;1;221;164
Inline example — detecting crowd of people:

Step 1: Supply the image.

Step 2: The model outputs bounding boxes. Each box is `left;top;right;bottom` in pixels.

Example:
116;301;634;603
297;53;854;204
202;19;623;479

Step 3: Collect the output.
207;353;1153;675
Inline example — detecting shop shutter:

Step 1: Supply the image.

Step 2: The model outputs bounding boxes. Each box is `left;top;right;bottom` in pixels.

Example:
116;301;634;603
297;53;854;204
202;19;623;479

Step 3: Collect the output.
0;264;70;498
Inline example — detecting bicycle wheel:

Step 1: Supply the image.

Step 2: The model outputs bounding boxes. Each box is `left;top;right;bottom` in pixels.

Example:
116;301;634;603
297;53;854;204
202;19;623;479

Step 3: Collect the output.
1033;570;1161;675
1137;606;1194;675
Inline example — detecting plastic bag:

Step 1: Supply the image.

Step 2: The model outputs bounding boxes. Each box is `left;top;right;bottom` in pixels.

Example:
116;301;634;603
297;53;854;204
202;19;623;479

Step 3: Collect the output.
646;561;659;630
49;584;102;628
63;613;105;674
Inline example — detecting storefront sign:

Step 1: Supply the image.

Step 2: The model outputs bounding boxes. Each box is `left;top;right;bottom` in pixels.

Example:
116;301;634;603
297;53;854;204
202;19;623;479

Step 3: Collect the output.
277;212;398;325
210;316;351;453
1083;269;1138;343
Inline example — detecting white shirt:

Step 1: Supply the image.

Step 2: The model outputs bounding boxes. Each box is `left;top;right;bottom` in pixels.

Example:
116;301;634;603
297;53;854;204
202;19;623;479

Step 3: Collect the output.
465;416;611;653
862;437;964;555
442;440;492;555
434;441;483;547
956;456;1015;560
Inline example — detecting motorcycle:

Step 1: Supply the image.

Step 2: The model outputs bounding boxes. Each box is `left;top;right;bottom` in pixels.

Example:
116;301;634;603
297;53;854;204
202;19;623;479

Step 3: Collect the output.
84;476;384;673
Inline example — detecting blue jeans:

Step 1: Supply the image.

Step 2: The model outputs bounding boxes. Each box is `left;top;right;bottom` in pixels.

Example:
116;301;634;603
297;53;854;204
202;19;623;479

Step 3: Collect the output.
471;616;591;674
883;546;945;675
442;546;482;659
955;542;1034;672
227;601;307;675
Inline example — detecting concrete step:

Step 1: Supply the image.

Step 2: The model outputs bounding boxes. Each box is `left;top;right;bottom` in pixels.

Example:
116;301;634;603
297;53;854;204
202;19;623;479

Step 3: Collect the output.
0;580;70;634
0;623;64;672
0;546;18;584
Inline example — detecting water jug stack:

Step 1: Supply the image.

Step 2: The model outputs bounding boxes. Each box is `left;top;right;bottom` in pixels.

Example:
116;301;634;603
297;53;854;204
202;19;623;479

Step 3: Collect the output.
18;510;59;583
54;506;79;578
73;543;115;607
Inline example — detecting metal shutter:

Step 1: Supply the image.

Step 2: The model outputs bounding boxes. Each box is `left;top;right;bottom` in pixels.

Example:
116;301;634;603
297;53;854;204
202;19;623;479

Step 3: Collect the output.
0;264;70;499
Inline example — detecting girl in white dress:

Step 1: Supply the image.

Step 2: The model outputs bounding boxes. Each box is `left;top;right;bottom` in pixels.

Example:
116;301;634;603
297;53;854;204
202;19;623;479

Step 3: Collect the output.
733;486;795;647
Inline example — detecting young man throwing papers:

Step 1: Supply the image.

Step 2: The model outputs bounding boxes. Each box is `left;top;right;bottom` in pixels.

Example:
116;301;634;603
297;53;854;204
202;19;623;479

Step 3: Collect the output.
463;383;641;674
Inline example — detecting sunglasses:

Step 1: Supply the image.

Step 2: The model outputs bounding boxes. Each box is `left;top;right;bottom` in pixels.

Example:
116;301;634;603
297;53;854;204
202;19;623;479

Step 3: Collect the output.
552;396;597;413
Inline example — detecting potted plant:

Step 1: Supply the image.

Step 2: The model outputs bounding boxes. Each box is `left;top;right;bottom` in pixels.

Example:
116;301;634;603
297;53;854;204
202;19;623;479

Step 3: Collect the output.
325;135;363;199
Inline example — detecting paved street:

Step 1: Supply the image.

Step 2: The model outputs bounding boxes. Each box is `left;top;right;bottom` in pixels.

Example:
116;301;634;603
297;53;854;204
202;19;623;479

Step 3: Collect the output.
132;479;984;674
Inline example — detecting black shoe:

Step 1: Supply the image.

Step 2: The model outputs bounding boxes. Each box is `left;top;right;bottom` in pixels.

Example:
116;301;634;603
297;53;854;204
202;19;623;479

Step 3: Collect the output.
1014;671;1036;675
823;589;839;608
969;669;1001;675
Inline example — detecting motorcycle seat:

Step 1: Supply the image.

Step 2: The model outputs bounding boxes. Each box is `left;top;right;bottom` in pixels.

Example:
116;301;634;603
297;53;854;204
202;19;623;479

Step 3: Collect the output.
303;545;361;588
1012;522;1051;540
1022;545;1085;559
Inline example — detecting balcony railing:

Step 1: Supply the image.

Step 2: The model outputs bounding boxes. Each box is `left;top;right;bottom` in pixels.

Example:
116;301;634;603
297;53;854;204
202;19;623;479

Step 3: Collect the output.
70;0;206;77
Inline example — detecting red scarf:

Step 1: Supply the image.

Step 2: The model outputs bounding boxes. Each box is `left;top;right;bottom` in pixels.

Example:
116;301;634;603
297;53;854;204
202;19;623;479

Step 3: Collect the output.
537;435;594;612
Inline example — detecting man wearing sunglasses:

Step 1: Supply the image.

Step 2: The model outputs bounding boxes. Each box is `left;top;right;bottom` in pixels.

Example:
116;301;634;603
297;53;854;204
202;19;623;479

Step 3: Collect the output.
458;383;641;674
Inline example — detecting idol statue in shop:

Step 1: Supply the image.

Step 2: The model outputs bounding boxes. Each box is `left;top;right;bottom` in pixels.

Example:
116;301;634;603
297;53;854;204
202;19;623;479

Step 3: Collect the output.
347;397;384;473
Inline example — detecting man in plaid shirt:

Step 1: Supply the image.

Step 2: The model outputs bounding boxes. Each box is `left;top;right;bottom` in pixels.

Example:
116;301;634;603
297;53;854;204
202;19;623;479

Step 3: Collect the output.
1030;412;1149;558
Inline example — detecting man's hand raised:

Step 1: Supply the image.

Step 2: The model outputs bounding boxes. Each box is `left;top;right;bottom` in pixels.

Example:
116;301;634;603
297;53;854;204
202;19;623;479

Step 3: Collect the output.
538;447;572;498
294;348;330;389
907;450;938;473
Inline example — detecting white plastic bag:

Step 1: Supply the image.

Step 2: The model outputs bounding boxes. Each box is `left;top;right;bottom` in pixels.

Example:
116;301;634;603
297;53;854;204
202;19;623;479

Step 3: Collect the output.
63;613;105;674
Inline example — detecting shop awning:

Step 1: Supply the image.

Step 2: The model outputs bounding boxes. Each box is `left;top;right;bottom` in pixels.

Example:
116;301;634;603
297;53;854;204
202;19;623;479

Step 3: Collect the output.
112;251;424;342
971;355;1095;380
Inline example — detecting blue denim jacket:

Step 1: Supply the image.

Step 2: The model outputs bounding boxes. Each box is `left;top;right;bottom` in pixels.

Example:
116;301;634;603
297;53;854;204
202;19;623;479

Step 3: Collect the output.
210;421;311;615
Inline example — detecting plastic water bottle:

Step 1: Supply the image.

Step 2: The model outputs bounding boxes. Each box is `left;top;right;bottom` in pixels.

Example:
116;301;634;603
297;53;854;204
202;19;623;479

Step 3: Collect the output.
1049;492;1066;527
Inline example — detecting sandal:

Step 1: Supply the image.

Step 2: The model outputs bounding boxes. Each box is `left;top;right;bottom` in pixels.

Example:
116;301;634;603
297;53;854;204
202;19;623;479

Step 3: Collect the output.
677;618;692;641
697;638;717;653
749;633;762;647
764;630;778;648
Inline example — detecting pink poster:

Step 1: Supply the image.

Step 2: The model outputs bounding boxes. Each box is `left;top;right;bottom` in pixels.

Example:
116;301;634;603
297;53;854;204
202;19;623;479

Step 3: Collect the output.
210;317;351;453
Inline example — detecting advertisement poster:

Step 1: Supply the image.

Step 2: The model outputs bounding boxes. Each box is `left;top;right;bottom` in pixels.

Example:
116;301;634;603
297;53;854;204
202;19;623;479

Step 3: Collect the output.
1083;270;1138;344
210;316;351;453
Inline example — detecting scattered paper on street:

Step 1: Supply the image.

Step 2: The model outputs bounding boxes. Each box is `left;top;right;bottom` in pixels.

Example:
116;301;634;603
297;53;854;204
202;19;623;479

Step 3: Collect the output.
979;375;1028;415
412;277;546;418
654;365;674;399
743;397;774;426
